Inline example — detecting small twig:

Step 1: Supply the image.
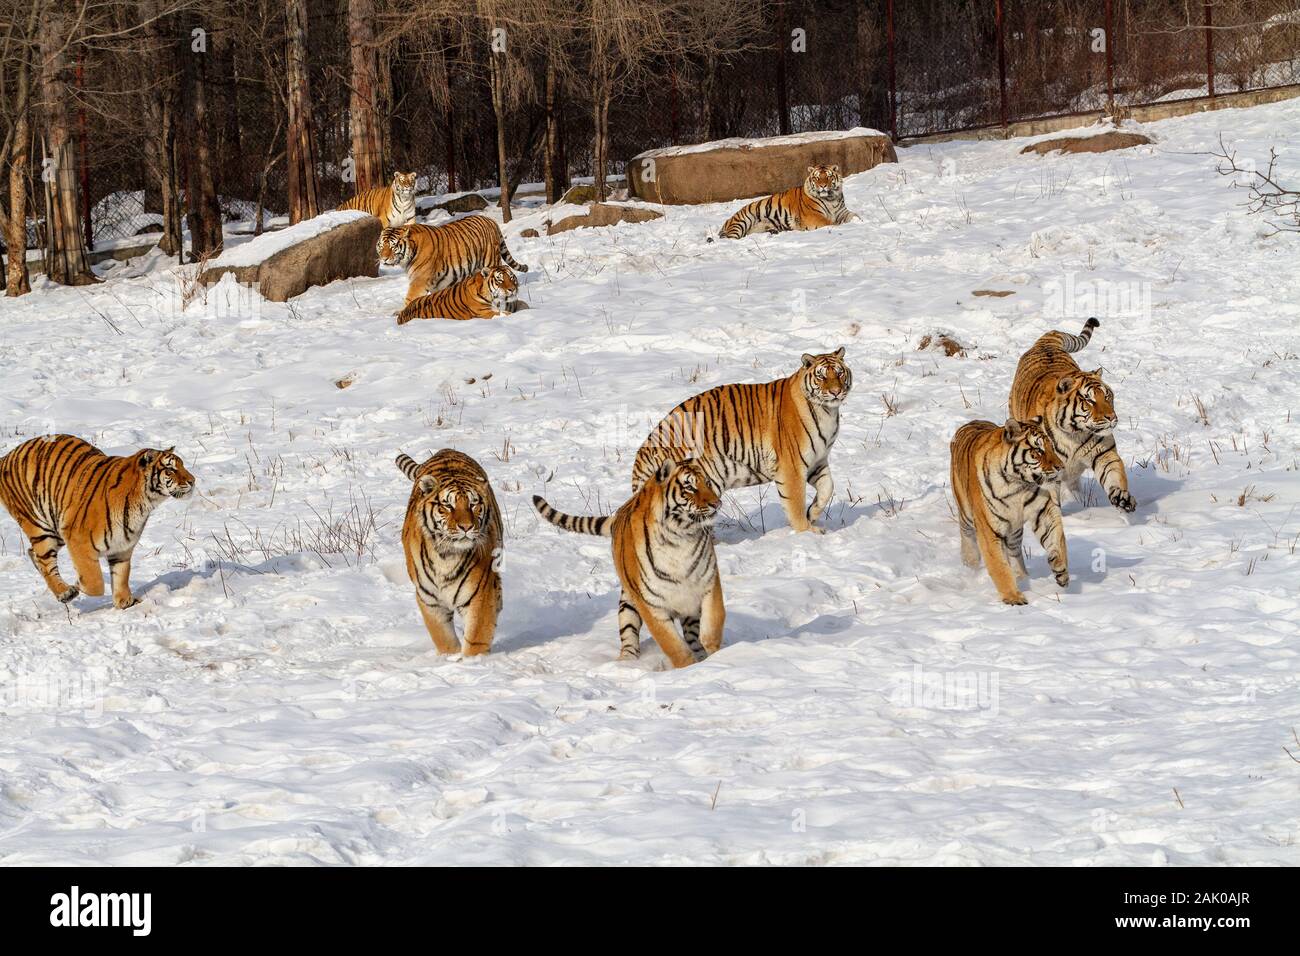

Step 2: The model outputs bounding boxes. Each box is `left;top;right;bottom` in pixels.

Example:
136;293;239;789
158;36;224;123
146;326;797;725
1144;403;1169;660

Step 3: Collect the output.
1172;787;1184;809
710;780;722;810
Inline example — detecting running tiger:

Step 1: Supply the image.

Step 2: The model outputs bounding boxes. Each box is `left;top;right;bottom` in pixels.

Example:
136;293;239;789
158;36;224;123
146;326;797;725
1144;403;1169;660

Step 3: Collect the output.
950;417;1068;605
338;171;418;228
0;435;195;608
1009;317;1135;513
630;348;851;533
719;164;857;239
533;458;724;668
396;266;519;324
377;216;529;305
397;449;503;656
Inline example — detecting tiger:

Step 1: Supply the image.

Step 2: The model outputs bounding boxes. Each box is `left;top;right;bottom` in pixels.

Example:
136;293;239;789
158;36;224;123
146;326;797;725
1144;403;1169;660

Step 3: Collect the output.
377;216;529;305
950;416;1068;605
629;348;851;534
397;449;503;657
719;164;857;240
396;266;519;324
0;434;195;608
338;171;417;228
1008;317;1135;513
533;457;723;668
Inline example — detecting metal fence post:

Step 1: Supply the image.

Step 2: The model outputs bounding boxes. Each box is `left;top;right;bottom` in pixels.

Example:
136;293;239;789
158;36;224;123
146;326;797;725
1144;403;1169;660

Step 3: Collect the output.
996;0;1009;131
1205;1;1216;98
1104;0;1115;109
887;0;897;140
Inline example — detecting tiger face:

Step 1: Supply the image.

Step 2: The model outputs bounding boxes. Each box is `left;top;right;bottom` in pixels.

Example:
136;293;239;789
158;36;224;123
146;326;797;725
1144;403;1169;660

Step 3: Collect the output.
656;458;720;528
140;447;195;500
1002;417;1064;486
804;164;844;201
800;347;852;407
416;475;491;550
377;227;412;266
482;266;518;313
1056;370;1117;433
392;171;417;203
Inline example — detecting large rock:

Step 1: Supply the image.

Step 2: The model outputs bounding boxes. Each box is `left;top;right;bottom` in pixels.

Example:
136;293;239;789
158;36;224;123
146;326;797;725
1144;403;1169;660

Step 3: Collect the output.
199;210;380;302
430;192;489;214
547;202;663;235
626;128;897;206
1021;129;1152;156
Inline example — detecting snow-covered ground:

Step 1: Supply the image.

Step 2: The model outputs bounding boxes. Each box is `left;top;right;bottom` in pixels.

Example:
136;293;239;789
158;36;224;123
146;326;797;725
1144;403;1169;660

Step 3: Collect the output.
2;99;1300;866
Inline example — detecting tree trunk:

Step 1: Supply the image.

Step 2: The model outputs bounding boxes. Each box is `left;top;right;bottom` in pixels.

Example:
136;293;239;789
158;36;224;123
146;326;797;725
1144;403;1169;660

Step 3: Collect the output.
347;0;383;194
544;56;557;203
775;0;791;135
143;0;183;257
592;87;611;202
38;9;95;286
488;43;510;223
285;0;320;224
4;1;37;296
184;17;223;259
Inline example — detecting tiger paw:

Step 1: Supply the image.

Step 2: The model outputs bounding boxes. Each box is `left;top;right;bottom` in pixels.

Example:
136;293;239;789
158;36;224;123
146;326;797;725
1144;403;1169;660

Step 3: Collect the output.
56;586;80;604
1055;571;1070;588
1109;489;1136;513
1001;592;1028;606
114;595;140;610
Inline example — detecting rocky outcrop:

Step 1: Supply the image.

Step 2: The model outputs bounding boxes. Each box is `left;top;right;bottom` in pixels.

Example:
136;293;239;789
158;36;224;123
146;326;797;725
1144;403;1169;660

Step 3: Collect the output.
546;203;663;235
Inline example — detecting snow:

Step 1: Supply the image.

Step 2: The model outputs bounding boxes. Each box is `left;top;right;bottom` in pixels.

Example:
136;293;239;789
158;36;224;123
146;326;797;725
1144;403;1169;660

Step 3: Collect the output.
207;210;371;269
633;127;888;160
1020;119;1155;149
3;98;1300;865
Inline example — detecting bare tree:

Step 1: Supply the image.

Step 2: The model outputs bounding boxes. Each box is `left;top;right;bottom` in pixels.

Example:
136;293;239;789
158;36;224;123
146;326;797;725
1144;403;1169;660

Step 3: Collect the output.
1;0;40;295
284;0;319;222
347;0;384;194
39;0;96;285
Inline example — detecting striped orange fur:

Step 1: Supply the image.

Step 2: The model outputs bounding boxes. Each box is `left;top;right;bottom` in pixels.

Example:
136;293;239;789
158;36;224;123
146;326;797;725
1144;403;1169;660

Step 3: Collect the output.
396;266;518;324
377;215;529;305
630;348;851;533
0;435;195;608
719;165;857;239
951;417;1067;605
338;171;417;228
397;449;503;656
533;458;723;668
1008;317;1135;513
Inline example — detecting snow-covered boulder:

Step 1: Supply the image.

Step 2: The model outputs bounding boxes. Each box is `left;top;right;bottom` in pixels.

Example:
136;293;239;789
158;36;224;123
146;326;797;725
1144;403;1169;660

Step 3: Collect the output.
1020;125;1153;156
199;210;380;302
625;128;897;206
546;202;663;235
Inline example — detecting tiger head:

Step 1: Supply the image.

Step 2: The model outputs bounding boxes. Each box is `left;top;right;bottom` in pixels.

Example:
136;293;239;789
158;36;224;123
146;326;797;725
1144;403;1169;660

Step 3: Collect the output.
804;164;844;202
480;266;519;313
1055;368;1117;434
377;227;413;266
415;472;492;551
654;458;720;530
1001;417;1064;486
799;348;852;407
391;171;417;203
139;447;195;500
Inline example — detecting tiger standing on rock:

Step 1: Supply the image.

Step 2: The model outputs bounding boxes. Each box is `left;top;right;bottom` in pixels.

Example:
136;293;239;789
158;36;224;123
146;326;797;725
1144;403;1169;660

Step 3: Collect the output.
1009;317;1136;513
338;171;418;228
397;449;503;657
950;417;1068;606
533;458;724;669
396;266;518;324
0;435;195;608
377;215;529;305
719;164;857;239
631;348;851;534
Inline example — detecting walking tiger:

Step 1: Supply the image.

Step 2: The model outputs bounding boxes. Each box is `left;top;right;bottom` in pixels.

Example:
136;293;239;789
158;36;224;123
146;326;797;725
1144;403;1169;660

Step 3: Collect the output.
0;435;195;608
533;458;724;668
377;215;529;305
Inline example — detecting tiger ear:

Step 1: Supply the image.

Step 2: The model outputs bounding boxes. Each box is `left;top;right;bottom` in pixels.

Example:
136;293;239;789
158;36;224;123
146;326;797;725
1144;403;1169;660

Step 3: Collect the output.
801;353;815;368
1031;415;1043;425
1089;367;1104;379
138;449;158;468
1002;419;1024;443
806;165;816;175
654;459;680;484
830;165;840;174
1056;374;1078;394
833;346;845;359
418;475;436;495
